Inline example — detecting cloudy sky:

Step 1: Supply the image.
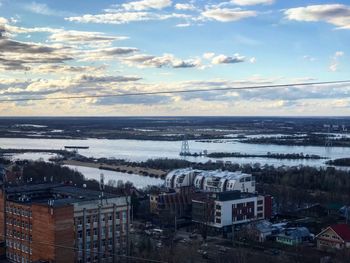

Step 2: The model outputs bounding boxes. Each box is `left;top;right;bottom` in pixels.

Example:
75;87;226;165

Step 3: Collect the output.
0;0;349;116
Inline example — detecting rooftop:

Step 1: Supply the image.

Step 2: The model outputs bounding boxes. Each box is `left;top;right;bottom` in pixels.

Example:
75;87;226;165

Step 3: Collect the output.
330;224;350;242
277;227;310;239
5;183;119;207
167;168;251;180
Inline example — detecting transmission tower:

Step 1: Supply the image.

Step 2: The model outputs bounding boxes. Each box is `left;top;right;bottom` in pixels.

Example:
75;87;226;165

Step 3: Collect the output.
325;125;333;147
180;135;190;156
341;125;347;139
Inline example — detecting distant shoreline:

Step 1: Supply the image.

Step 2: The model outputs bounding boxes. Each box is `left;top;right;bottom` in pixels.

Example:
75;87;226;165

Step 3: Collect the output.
62;160;167;179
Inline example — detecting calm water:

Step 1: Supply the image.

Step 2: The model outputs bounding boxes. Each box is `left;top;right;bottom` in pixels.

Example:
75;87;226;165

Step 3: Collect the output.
65;165;164;189
1;137;349;167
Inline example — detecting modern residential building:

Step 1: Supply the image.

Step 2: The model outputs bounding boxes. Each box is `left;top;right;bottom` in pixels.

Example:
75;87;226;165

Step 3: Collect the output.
191;191;272;233
316;224;350;250
0;183;130;263
165;168;255;193
150;186;194;219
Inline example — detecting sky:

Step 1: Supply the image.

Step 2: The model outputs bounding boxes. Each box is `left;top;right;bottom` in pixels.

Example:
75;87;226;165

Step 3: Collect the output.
0;0;349;116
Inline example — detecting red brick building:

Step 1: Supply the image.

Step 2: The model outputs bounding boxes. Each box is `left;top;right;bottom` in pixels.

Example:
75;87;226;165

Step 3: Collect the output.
0;184;130;263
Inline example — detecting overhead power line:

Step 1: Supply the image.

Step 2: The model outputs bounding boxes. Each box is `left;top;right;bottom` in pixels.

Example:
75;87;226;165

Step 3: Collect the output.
0;80;350;103
0;232;168;263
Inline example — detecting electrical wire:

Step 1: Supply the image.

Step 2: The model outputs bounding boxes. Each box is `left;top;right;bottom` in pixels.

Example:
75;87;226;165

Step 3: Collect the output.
0;80;349;103
1;233;168;263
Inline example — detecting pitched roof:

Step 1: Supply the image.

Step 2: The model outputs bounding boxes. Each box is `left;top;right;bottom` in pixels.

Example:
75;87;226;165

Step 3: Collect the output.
331;224;350;242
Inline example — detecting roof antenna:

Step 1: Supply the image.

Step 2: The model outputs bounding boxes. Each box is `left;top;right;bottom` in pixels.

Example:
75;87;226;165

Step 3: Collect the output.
99;173;105;205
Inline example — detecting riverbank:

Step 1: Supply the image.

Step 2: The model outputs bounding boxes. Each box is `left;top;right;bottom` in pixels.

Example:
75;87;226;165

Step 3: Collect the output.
185;151;326;160
326;158;350;166
240;135;350;147
62;160;167;179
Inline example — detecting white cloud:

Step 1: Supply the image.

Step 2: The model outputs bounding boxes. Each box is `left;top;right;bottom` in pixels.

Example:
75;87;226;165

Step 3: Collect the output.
175;23;191;27
49;30;128;45
122;0;172;11
249;57;256;63
26;2;54;15
203;52;215;59
303;55;316;62
25;1;71;16
329;51;345;72
202;7;256;22
0;37;73;71
329;63;338;72
212;54;245;64
335;51;344;57
122;53;201;68
231;0;274;6
175;3;196;11
4;74;350;116
79;47;139;61
66;11;189;24
30;64;107;74
285;4;350;30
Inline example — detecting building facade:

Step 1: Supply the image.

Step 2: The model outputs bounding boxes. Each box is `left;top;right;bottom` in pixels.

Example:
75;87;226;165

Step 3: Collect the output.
0;183;130;263
192;191;272;230
150;186;194;218
275;227;310;246
165;168;255;193
316;224;350;250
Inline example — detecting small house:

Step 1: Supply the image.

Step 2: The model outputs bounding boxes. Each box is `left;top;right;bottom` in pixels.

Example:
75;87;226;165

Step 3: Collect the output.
316;224;350;250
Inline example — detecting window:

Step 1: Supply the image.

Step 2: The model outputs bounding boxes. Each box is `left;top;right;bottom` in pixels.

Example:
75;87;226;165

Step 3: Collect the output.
257;206;263;211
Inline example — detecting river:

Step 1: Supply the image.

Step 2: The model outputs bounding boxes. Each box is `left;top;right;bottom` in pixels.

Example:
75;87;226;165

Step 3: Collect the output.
1;137;349;167
64;165;164;189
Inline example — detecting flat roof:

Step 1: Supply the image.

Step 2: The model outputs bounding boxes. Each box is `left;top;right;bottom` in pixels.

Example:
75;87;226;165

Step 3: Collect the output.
5;183;121;207
168;168;251;180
